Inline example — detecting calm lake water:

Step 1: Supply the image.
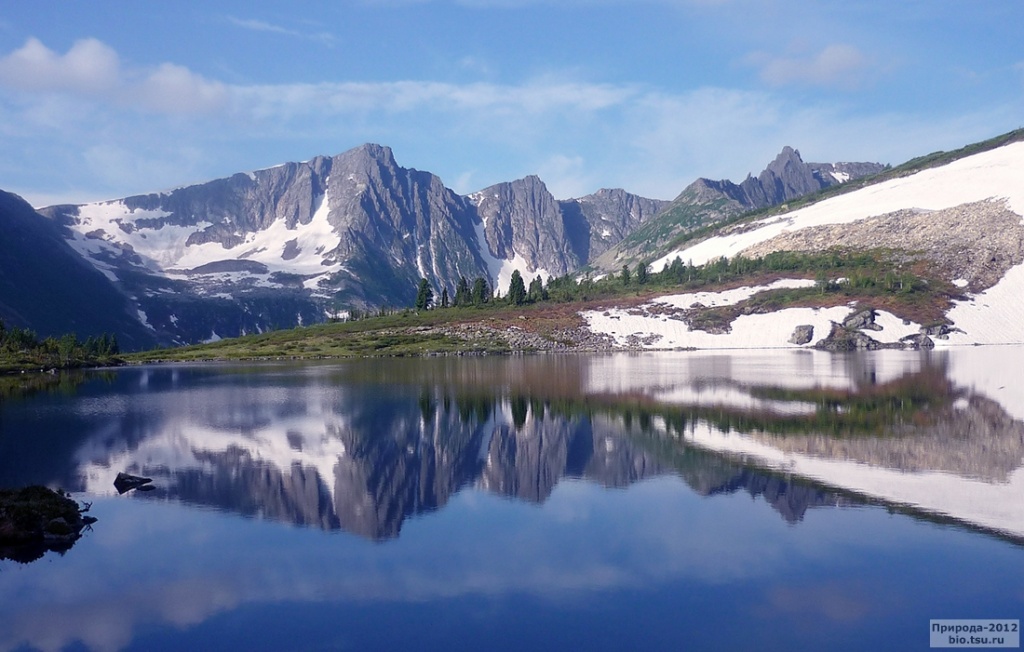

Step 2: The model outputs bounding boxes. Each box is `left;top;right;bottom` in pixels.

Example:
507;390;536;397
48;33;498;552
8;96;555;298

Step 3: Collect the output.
1;349;1023;651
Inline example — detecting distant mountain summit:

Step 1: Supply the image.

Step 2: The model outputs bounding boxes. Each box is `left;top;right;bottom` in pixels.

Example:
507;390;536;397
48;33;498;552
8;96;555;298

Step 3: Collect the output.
736;146;884;209
592;147;885;272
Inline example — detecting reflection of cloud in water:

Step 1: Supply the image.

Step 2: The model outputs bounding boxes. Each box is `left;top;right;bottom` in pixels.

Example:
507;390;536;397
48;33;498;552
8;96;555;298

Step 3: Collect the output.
759;582;874;625
0;478;860;652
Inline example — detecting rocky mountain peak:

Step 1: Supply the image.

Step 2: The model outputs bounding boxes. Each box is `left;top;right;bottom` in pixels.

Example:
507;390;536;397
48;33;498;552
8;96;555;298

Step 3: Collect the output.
762;146;809;182
344;143;396;165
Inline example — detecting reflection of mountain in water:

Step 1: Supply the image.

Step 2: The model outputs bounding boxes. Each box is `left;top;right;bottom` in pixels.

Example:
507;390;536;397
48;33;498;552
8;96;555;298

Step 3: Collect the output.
76;388;680;540
750;393;1024;482
691;467;852;524
62;375;849;540
18;349;1022;542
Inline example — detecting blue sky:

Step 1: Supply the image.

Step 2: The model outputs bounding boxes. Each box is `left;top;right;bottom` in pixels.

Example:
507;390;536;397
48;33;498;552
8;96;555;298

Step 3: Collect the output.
1;1;1022;207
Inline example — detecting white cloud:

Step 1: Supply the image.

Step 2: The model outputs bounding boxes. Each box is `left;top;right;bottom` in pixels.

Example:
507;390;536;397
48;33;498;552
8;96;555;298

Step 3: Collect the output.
136;63;229;113
82;143;206;196
226;16;335;46
746;44;870;90
0;37;120;94
232;78;636;119
0;38;228;114
1;37;1018;206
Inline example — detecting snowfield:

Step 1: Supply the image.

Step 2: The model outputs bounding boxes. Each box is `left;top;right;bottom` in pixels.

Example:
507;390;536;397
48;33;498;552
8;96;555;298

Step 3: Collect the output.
73;185;345;291
580;266;1024;350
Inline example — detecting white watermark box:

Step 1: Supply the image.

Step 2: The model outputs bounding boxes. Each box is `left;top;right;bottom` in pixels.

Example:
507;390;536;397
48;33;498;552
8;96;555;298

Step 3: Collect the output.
931;620;1020;648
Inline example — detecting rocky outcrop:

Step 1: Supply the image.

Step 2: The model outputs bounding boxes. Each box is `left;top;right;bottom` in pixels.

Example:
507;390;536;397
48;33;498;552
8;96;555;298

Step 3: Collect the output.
0;486;95;563
814;323;885;351
843;309;882;331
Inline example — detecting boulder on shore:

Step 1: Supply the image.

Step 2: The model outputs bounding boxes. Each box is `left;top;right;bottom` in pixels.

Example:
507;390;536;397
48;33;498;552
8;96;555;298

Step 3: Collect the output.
789;324;814;345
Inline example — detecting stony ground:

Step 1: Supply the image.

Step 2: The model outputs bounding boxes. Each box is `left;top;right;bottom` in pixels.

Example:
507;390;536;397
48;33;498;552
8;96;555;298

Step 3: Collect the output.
740;199;1024;292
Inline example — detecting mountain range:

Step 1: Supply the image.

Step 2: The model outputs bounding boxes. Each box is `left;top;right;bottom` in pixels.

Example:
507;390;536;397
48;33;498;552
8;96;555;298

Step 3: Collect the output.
1;143;881;348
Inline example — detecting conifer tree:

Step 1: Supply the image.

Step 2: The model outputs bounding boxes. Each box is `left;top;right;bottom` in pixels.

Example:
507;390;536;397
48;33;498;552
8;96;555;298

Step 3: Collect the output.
471;277;489;306
508;270;527;305
454;276;471;306
415;278;434;310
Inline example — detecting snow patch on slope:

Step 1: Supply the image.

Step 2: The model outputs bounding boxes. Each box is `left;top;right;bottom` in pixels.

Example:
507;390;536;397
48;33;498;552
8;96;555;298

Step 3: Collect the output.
581;279;925;350
173;185;340;278
472;219;551;295
69;184;342;291
938;262;1024;346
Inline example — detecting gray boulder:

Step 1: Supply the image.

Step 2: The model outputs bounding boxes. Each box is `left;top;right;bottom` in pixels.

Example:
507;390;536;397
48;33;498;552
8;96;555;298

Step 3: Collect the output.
789;324;814;345
843;309;882;331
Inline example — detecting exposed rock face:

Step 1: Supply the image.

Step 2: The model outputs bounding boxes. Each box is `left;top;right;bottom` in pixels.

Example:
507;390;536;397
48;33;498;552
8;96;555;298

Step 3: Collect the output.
724;147;886;211
561;188;669;262
475;175;581;276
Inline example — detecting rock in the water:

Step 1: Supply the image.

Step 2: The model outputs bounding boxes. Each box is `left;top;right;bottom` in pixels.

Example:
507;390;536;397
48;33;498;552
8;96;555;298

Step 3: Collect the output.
789;324;814;345
114;472;153;494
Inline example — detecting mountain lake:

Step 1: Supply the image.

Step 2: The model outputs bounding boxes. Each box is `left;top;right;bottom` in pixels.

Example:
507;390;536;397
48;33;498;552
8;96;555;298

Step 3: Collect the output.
1;349;1022;651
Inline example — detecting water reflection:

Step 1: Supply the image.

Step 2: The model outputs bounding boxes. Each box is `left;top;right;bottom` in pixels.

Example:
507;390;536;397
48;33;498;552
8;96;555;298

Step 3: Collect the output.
2;351;1024;651
2;349;1023;544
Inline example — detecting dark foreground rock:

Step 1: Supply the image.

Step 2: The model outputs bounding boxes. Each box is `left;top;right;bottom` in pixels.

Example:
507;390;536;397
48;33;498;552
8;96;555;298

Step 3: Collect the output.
0;486;94;563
